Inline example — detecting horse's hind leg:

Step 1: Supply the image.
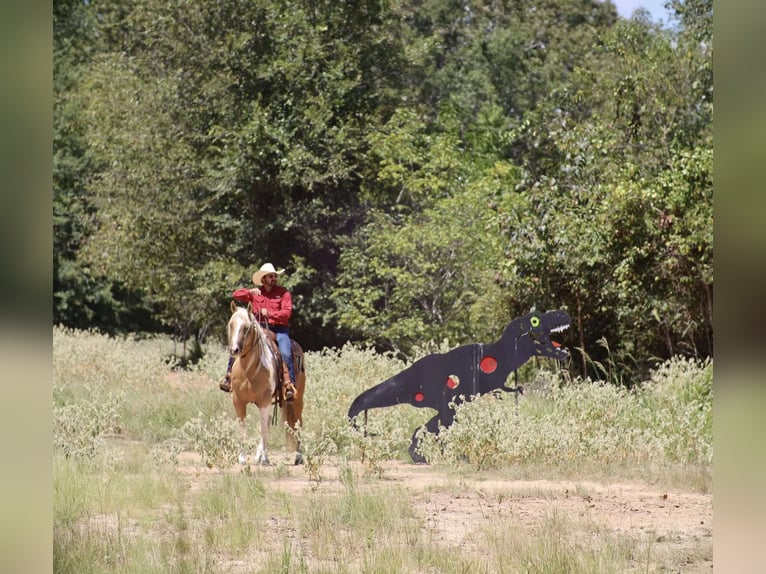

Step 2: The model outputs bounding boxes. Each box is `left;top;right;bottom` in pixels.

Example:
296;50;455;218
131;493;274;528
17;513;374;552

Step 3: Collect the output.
283;364;305;465
284;398;304;465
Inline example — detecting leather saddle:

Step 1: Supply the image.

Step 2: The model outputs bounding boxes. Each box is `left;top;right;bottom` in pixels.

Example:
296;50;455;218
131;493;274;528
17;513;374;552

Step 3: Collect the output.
261;328;299;405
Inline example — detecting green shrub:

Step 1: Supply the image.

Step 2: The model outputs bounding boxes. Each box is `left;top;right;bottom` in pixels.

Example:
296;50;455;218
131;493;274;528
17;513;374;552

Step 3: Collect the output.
53;393;122;461
53;327;712;479
422;358;712;475
52;328;712;573
180;412;258;469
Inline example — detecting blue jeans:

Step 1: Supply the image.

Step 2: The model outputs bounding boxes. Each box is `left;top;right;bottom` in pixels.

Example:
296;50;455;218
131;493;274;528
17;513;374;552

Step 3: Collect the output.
269;325;295;384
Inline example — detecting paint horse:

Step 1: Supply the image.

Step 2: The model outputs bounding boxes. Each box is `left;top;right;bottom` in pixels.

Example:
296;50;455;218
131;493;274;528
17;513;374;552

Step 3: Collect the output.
348;310;570;463
227;301;306;465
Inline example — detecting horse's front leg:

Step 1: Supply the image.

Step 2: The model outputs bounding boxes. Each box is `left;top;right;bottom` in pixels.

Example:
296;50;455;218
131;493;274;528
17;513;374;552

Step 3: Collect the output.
233;396;251;466
253;405;271;465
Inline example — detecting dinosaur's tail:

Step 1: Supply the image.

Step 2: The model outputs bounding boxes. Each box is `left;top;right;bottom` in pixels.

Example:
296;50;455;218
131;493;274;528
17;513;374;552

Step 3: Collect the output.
348;375;408;424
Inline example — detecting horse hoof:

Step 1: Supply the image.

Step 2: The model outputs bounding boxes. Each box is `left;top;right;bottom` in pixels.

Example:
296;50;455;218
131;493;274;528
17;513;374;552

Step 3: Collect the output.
237;453;247;465
294;453;304;465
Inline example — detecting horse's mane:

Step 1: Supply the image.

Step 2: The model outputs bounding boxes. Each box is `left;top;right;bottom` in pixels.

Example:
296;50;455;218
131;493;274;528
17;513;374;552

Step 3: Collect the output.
248;312;274;369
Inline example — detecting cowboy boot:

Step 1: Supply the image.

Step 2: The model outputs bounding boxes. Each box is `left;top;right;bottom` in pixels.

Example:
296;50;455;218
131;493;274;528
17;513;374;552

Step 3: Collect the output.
282;361;296;401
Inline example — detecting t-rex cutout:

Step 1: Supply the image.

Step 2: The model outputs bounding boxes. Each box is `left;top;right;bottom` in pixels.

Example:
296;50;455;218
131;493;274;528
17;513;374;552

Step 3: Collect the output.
348;310;571;463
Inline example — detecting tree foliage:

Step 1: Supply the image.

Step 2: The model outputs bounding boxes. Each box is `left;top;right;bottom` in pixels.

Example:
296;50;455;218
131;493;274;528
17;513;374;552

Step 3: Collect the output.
335;160;519;354
54;0;712;378
493;11;713;376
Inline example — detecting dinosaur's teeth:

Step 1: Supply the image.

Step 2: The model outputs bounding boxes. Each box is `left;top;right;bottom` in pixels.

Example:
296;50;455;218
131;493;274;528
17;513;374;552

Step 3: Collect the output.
551;324;570;333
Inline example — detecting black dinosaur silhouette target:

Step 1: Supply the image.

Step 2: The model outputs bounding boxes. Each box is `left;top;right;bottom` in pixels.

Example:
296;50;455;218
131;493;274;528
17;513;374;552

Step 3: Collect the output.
348;310;571;462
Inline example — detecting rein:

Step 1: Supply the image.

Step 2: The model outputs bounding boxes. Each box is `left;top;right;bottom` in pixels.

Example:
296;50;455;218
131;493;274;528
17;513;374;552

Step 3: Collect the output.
236;317;275;382
233;312;283;417
236;317;264;368
246;318;282;424
240;322;257;359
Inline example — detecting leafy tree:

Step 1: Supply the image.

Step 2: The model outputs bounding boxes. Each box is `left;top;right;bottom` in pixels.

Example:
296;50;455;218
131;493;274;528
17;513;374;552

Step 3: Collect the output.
338;0;622;359
497;9;713;378
79;52;245;344
54;0;162;332
53;0;713;381
336;124;521;355
74;0;407;348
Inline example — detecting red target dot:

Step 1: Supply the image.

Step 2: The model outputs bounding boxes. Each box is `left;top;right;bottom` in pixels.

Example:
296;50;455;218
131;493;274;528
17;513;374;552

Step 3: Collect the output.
446;376;459;389
480;356;497;373
414;392;425;402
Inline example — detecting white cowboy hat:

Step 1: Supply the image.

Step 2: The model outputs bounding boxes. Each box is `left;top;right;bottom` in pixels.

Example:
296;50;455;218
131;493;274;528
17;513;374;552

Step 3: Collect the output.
252;263;285;286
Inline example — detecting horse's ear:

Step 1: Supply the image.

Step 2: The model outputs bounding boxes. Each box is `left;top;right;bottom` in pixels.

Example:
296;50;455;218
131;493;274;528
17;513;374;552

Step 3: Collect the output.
230;300;237;313
247;303;254;317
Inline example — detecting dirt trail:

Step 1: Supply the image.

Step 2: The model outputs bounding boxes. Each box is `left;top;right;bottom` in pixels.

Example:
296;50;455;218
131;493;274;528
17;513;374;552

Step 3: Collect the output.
177;452;712;570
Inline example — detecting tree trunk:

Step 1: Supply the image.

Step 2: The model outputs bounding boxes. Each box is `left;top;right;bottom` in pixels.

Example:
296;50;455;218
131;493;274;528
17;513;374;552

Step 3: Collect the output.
576;292;586;378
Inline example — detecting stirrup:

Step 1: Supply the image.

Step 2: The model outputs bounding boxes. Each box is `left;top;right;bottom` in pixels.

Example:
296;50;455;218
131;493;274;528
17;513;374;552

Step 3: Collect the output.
219;377;232;393
284;382;296;401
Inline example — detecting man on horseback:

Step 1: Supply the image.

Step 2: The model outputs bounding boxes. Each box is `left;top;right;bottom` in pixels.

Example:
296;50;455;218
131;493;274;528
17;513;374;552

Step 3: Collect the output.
220;262;297;397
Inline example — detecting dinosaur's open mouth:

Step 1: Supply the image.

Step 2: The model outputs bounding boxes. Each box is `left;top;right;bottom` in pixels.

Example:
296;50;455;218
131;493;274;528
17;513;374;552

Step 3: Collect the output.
549;322;570;349
529;312;571;358
530;321;569;341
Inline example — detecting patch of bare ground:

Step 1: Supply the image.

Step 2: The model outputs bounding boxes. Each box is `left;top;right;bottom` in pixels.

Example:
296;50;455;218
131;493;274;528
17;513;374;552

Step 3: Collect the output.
378;462;710;568
175;453;712;572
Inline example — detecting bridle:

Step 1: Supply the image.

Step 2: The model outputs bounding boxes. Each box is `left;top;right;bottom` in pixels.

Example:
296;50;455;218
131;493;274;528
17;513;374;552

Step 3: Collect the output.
229;307;279;382
230;310;259;359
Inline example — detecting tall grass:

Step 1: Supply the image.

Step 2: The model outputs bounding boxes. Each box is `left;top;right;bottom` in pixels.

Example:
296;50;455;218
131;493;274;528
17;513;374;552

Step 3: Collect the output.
53;327;224;444
417;357;712;489
53;327;712;572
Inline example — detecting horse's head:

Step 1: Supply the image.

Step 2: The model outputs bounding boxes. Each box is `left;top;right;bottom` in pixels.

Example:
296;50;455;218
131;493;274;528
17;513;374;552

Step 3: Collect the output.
227;301;255;356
